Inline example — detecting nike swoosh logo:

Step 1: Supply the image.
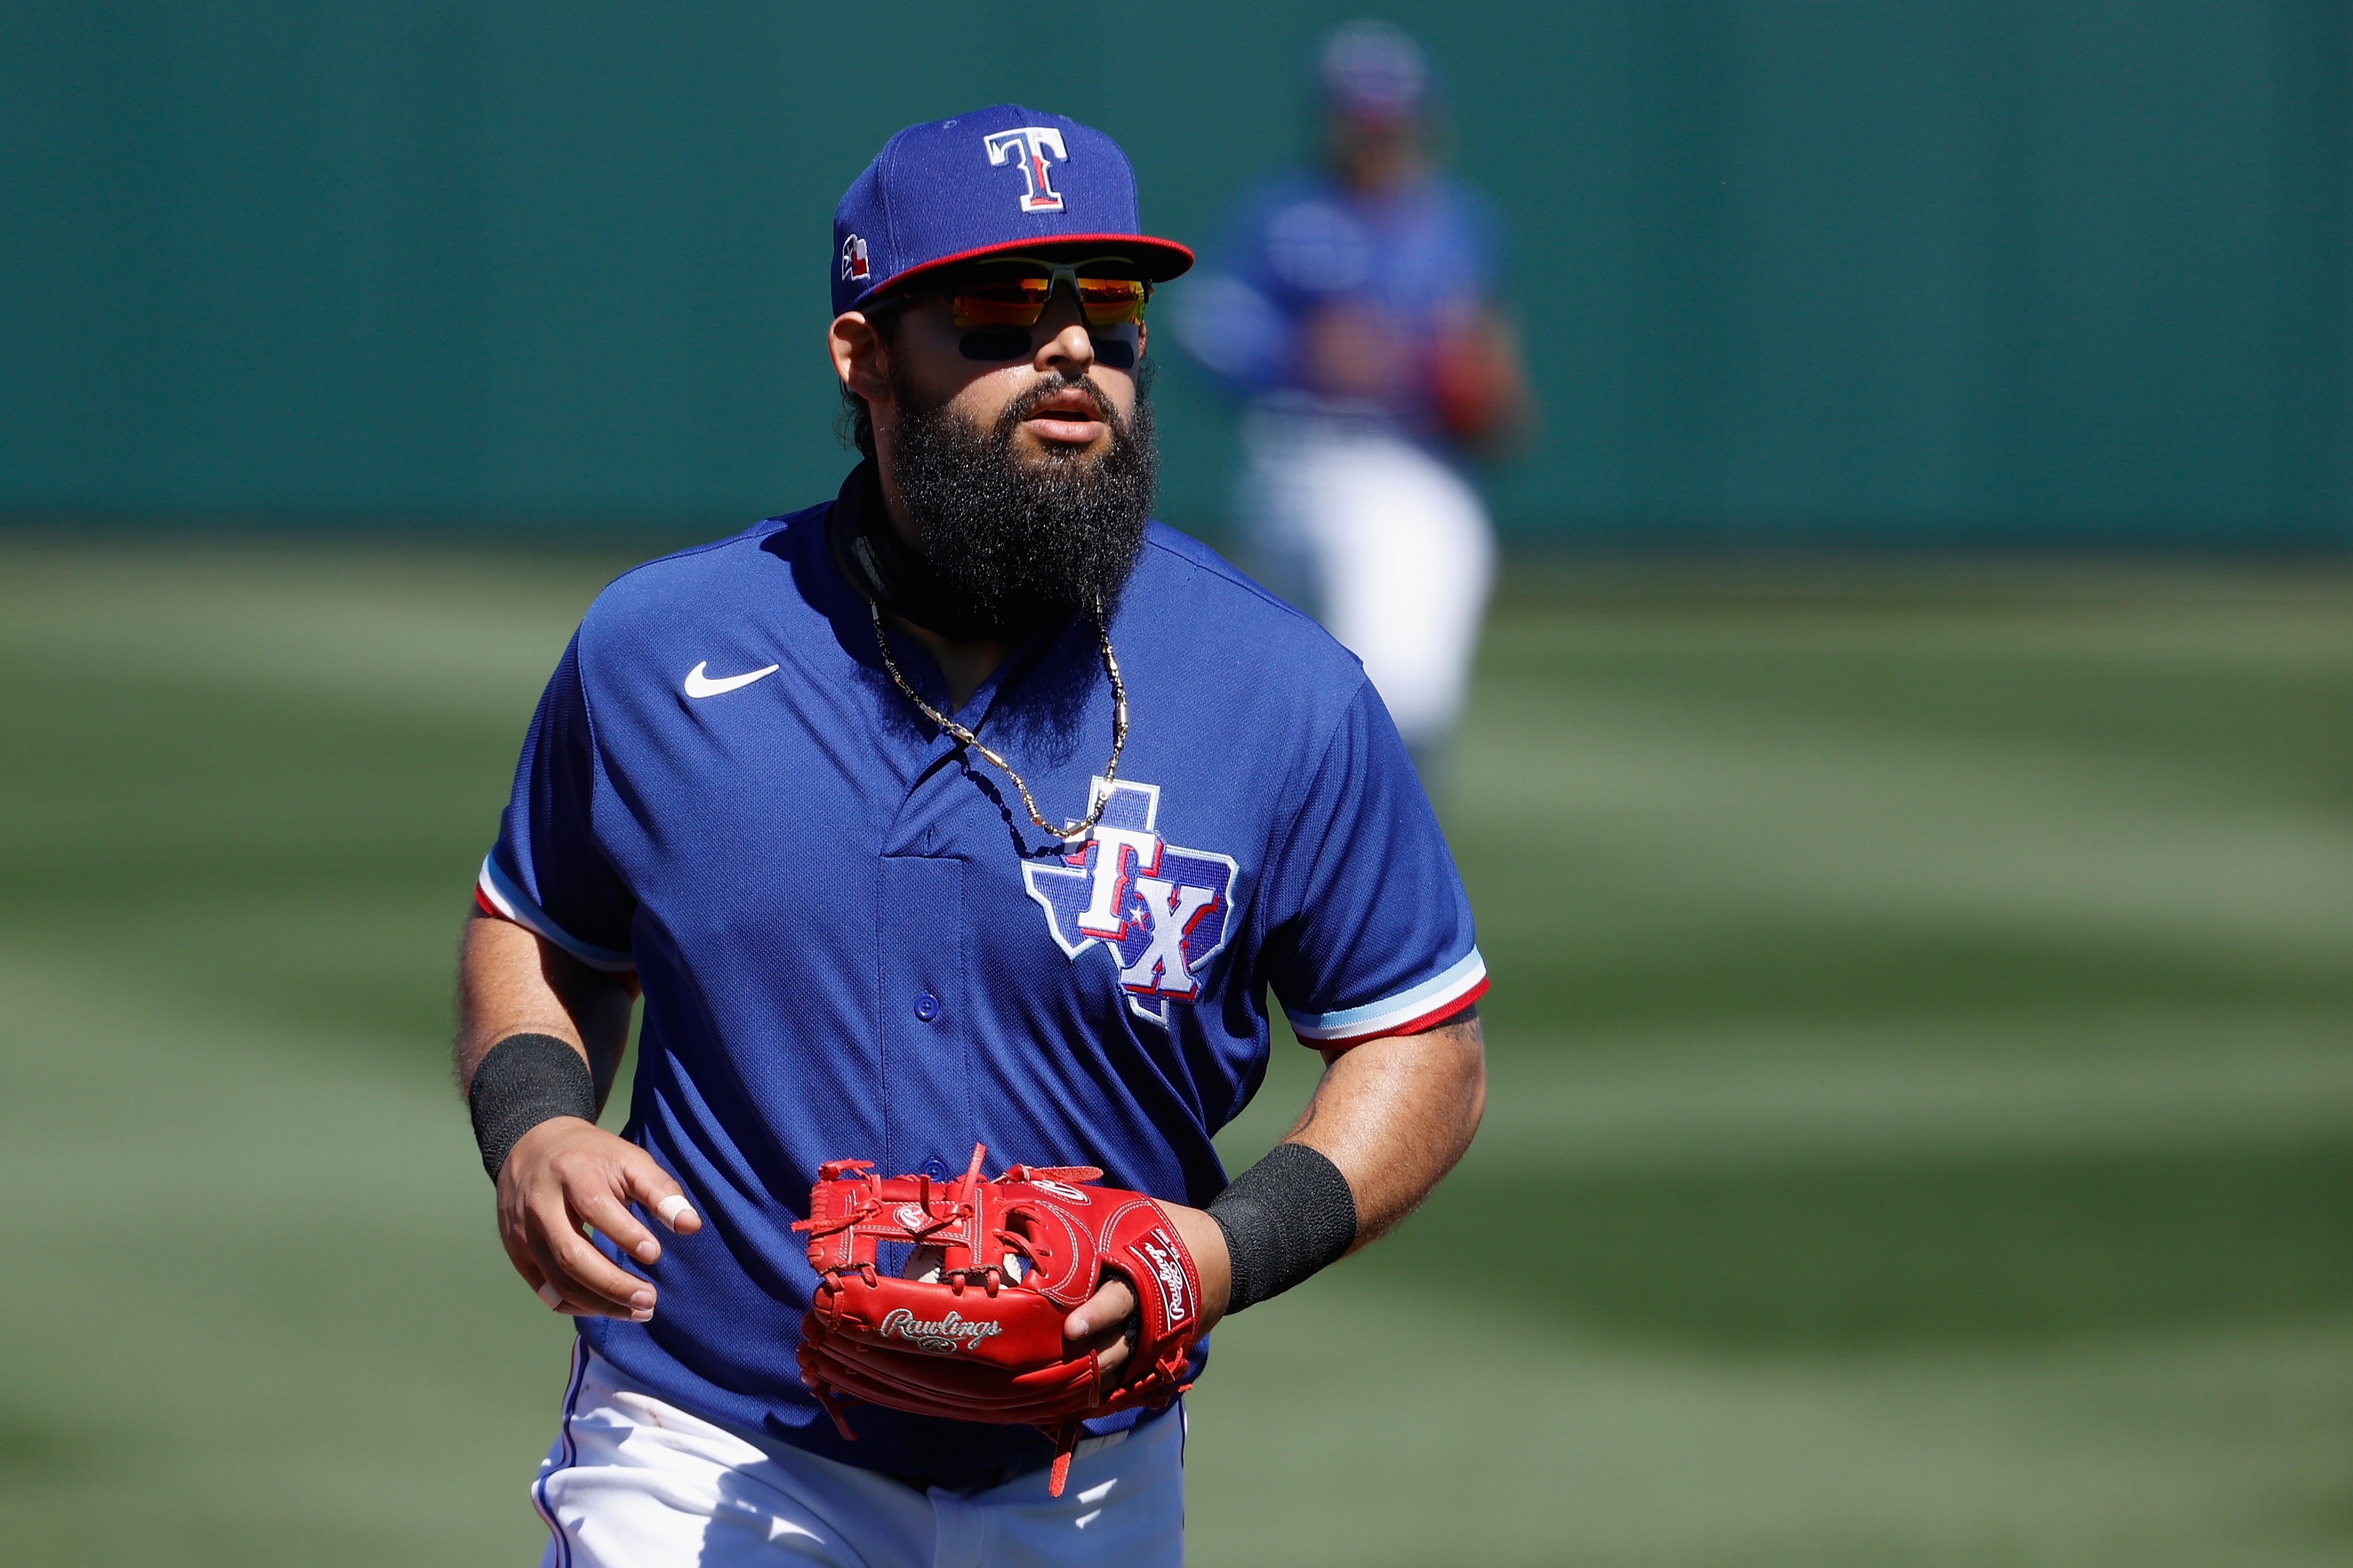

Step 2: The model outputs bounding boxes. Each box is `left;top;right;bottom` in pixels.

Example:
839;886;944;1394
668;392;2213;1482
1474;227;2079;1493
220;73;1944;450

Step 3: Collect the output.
682;660;780;698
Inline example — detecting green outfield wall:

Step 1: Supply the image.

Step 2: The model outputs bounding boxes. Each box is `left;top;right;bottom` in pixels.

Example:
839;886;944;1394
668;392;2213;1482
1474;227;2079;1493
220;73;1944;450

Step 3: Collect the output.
5;1;2347;544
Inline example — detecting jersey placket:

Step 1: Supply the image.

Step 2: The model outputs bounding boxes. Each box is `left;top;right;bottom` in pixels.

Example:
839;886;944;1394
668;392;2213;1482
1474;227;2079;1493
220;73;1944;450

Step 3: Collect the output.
869;632;1031;1189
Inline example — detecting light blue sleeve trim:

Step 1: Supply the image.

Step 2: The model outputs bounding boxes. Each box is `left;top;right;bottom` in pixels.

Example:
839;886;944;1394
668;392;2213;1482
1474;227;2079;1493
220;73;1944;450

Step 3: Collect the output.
476;853;636;972
1285;947;1486;1043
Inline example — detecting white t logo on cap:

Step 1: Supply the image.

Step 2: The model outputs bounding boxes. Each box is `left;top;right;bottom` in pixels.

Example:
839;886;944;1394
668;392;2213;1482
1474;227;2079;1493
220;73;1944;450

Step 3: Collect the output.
983;128;1069;214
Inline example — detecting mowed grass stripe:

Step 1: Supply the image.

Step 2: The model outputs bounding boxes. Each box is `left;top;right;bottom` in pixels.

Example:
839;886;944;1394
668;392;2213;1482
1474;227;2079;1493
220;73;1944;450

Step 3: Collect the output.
1185;1291;2353;1568
1457;696;2352;958
0;541;631;721
0;948;570;1566
1471;1014;2353;1165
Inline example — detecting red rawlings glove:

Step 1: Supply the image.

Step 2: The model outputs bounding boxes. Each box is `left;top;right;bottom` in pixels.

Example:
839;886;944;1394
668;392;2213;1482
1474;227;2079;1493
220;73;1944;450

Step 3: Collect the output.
792;1145;1203;1496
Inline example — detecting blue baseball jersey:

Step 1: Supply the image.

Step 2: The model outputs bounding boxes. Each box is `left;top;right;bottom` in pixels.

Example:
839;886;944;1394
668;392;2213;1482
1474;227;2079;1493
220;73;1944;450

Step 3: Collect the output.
477;481;1485;1476
1176;169;1509;433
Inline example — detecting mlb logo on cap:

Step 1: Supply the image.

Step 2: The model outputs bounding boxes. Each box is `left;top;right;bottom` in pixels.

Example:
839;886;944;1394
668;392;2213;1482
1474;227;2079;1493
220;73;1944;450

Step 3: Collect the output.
831;106;1193;317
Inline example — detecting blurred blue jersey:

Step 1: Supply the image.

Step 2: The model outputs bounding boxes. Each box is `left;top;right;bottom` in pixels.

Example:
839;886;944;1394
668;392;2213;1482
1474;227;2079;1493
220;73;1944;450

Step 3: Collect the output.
1177;171;1509;434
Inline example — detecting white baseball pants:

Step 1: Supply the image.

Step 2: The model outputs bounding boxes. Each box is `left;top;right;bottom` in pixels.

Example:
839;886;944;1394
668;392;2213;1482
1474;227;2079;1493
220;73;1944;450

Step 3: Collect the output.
1236;415;1495;758
531;1346;1185;1567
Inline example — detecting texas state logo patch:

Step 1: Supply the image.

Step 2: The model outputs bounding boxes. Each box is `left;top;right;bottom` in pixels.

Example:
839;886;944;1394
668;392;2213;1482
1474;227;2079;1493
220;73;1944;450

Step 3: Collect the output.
1022;778;1238;1028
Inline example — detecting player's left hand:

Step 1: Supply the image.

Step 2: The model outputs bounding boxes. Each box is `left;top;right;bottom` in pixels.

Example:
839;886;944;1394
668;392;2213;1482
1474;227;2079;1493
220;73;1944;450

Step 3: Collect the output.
1064;1200;1230;1387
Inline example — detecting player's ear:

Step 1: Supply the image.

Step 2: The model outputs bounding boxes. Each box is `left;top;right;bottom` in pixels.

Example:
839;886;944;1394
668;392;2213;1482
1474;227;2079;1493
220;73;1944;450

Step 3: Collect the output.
829;312;893;407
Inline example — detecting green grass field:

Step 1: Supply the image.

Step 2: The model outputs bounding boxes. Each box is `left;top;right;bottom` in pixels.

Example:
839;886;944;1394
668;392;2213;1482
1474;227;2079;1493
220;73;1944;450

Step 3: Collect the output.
2;540;2348;1565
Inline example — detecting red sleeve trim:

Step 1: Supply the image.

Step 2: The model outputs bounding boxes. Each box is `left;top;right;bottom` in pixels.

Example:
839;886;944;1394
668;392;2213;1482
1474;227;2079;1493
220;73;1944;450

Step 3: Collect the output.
1310;976;1488;1052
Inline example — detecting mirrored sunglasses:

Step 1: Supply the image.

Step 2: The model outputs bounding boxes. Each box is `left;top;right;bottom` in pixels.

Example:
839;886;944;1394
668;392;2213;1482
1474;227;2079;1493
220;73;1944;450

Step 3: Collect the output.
941;257;1151;331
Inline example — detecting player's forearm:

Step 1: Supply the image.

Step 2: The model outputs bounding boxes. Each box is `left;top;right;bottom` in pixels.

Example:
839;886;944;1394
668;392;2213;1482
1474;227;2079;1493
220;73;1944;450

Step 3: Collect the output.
1285;1012;1485;1250
454;911;637;1109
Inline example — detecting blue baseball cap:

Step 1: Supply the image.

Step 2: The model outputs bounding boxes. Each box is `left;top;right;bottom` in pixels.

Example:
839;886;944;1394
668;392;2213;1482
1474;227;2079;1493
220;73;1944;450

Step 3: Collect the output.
831;106;1193;318
1318;21;1433;121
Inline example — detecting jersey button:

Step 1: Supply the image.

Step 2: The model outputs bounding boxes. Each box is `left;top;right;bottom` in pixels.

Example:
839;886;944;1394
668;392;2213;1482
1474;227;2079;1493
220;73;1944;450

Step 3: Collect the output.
913;991;941;1022
920;1157;951;1181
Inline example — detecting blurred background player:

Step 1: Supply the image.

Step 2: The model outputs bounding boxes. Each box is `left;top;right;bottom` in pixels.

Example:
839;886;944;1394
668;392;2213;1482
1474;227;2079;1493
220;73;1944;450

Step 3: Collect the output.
1177;20;1534;780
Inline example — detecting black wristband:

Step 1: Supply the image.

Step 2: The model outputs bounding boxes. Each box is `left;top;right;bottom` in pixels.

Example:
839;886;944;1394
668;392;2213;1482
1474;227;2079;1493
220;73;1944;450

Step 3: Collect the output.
468;1033;599;1181
1207;1142;1359;1315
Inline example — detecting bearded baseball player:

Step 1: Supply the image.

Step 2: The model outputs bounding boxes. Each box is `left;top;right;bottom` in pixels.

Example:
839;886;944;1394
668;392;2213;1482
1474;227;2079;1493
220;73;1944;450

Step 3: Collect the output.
455;106;1487;1567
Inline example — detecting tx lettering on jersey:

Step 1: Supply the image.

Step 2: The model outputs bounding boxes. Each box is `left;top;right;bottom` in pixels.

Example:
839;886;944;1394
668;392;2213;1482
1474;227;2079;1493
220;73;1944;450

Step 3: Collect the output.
1022;778;1238;1027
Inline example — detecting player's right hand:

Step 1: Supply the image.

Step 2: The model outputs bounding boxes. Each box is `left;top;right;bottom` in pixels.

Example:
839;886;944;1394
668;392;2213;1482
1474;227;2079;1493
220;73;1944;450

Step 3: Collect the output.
495;1117;703;1320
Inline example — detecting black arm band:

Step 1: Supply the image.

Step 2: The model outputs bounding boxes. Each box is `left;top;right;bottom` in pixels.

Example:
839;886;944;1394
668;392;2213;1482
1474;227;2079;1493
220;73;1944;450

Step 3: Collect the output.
468;1033;599;1181
1207;1142;1360;1315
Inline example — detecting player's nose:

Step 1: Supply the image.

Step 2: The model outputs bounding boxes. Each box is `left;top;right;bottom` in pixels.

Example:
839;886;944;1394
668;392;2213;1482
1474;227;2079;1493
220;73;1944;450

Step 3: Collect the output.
1033;293;1095;377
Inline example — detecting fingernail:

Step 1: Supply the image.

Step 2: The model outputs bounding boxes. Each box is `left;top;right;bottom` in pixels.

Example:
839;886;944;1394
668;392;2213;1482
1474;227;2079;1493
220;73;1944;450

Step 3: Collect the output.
631;1290;655;1310
536;1283;563;1310
657;1195;697;1228
631;1308;654;1323
635;1240;661;1263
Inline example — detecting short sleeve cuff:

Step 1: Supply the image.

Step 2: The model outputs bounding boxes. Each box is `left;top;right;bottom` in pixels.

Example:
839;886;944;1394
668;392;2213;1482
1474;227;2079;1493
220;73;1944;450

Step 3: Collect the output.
474;853;636;972
1283;948;1487;1048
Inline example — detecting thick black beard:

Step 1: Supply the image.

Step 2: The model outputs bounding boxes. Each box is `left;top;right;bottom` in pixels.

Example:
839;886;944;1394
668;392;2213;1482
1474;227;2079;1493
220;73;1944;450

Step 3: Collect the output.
886;366;1157;633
